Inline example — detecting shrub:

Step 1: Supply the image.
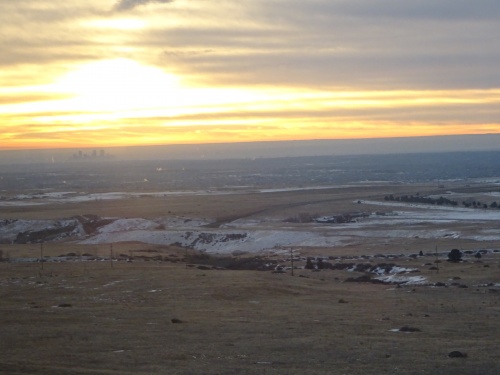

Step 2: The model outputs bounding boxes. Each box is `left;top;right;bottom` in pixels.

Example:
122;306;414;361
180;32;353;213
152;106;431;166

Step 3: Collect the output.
447;249;463;262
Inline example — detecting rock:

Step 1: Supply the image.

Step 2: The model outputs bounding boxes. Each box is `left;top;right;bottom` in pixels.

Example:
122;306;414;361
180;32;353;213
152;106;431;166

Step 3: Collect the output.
399;326;421;332
345;275;375;283
171;318;183;324
58;303;72;308
448;351;467;358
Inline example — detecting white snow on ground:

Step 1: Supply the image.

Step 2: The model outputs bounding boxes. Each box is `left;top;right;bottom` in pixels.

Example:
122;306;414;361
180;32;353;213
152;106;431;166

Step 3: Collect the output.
3;194;500;252
371;266;418;275
95;217;219;235
0;219;85;242
97;218;159;233
0;201;45;207
65;192;135;203
375;275;428;285
79;228;345;254
256;185;361;193
360;200;500;221
469;235;500;241
1;191;232;205
155;216;211;228
1;185;368;207
329;228;460;240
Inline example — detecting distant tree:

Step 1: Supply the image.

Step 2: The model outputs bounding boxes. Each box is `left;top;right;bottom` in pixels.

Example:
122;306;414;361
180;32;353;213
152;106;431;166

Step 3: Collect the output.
474;252;482;259
490;201;498;208
447;249;463;262
305;258;315;269
317;258;325;269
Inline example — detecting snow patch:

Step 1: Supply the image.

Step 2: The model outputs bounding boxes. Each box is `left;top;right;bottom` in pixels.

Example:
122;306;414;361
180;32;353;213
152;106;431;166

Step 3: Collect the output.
375;275;427;285
98;218;159;233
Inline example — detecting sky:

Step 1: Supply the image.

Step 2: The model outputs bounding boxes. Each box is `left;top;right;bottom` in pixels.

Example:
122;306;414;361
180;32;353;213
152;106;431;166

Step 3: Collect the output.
1;0;499;150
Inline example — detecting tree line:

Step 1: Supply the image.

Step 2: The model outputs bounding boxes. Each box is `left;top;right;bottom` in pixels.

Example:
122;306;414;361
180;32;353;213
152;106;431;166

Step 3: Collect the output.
384;194;499;209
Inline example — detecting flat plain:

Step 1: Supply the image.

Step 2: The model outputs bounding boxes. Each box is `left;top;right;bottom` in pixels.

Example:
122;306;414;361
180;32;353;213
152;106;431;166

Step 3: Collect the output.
0;153;499;374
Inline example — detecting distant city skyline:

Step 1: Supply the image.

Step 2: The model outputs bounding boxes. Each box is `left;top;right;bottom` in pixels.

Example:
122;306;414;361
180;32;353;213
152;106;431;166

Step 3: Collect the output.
1;1;499;149
72;149;110;160
0;134;499;164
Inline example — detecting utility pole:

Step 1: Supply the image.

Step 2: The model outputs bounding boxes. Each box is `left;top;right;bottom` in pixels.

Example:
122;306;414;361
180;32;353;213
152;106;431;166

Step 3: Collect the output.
110;243;113;269
435;245;439;274
40;242;44;270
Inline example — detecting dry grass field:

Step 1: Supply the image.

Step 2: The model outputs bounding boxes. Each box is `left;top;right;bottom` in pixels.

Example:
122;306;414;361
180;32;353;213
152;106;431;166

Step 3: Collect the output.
0;259;498;375
1;182;499;374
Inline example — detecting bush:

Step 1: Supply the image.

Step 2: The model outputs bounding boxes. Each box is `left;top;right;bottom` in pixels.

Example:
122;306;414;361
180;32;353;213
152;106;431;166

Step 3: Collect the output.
447;249;463;262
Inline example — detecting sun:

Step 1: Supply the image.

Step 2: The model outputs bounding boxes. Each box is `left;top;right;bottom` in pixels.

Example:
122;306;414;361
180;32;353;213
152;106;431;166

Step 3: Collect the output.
54;58;181;112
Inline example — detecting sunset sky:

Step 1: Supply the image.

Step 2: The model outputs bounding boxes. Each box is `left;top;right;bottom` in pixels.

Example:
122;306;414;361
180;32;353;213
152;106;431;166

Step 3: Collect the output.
1;0;499;150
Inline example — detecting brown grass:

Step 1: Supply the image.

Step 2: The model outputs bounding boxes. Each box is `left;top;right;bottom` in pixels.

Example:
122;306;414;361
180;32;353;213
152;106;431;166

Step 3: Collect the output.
0;257;498;375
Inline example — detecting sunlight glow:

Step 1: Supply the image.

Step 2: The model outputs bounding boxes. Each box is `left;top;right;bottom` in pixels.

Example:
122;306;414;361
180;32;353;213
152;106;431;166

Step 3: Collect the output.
84;18;148;30
1;56;499;149
54;59;181;112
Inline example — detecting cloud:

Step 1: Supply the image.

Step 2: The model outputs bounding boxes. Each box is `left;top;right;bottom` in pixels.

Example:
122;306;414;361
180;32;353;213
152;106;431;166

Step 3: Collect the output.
268;0;500;22
1;1;499;148
113;0;175;12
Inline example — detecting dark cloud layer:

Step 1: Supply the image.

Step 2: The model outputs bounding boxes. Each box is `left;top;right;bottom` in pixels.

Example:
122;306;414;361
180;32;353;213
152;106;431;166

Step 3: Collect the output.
113;0;174;12
272;0;500;21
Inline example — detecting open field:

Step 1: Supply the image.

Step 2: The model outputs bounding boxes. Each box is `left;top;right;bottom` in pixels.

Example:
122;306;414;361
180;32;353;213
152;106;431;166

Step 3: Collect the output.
0;257;499;375
1;154;500;374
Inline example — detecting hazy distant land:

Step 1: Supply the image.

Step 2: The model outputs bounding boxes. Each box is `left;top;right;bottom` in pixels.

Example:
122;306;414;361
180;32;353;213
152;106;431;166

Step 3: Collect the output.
1;135;499;375
1;134;499;164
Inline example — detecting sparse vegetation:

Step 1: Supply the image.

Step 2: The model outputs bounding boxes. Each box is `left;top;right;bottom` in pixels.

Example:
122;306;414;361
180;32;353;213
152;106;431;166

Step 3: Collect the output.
0;256;497;374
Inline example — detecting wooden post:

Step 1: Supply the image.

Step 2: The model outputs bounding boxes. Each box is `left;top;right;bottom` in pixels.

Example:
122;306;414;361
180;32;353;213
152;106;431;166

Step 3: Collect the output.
290;248;294;276
110;243;113;269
